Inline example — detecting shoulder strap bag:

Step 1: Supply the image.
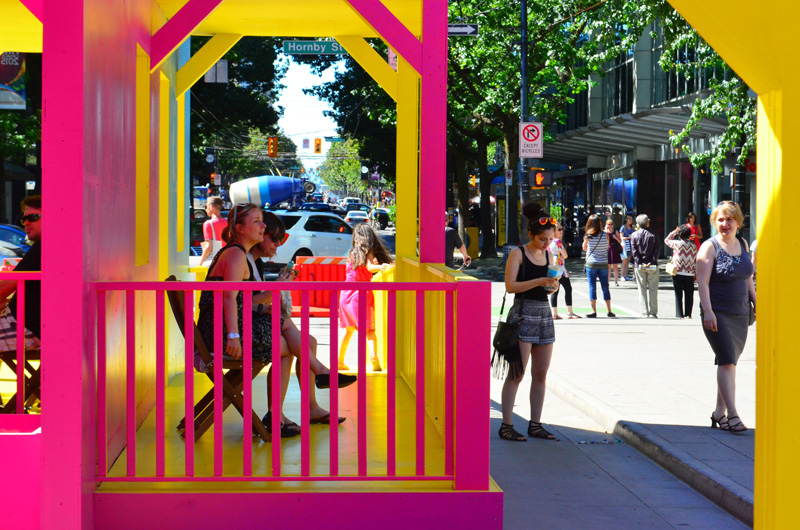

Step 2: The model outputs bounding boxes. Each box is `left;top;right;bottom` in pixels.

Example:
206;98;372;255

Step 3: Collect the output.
491;245;524;380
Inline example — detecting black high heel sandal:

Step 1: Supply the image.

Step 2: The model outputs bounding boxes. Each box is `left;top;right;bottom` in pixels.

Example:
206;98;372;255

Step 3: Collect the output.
727;416;748;433
710;412;730;431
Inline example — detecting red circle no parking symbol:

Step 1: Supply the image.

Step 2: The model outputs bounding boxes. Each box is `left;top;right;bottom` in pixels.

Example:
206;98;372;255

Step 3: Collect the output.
522;124;540;142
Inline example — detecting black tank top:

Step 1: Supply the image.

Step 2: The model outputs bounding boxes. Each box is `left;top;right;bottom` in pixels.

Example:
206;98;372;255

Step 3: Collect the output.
515;247;550;302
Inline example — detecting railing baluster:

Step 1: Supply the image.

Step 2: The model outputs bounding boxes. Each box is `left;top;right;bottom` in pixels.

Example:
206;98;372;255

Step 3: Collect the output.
183;290;195;477
96;290;107;476
243;290;253;476
329;291;339;476
271;289;281;476
357;289;367;476
155;290;165;477
387;290;396;476
126;290;136;477
445;290;454;475
415;290;425;476
15;280;25;414
301;291;310;476
213;289;223;476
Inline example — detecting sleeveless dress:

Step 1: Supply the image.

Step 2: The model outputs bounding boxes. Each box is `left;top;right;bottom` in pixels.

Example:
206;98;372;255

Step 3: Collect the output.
702;237;753;366
621;225;635;255
507;247;555;346
607;230;622;264
197;243;283;364
338;262;376;331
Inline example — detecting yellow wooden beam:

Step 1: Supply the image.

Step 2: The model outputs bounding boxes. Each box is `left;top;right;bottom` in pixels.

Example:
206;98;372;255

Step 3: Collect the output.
135;44;151;267
175;33;242;97
395;56;419;259
336;36;398;101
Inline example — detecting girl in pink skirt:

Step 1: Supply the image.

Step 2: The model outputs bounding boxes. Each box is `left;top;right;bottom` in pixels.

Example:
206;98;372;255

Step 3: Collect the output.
338;224;393;372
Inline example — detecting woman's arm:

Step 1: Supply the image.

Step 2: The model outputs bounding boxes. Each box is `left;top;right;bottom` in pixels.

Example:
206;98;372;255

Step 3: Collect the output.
696;240;717;331
697;225;704;240
613;230;622;244
221;251;249;358
582;237;589;251
665;229;678;248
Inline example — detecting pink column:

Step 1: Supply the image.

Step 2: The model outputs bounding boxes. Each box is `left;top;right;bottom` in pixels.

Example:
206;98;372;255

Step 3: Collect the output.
418;0;447;263
41;0;89;526
454;281;491;490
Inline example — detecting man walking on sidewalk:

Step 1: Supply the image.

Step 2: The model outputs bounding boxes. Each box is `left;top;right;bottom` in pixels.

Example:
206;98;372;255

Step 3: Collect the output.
630;214;660;318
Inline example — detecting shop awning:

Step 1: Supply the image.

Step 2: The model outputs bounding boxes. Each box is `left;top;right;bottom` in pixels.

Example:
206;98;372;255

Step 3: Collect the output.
542;108;728;164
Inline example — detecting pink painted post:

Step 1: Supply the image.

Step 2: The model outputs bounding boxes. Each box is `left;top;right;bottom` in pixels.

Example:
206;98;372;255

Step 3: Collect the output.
242;294;253;476
155;291;166;477
418;0;448;263
387;291;397;476
19;0;43;23
150;0;225;69
445;290;454;475
183;291;195;476
454;281;490;490
271;290;282;475
15;281;25;413
97;291;107;476
42;0;88;523
343;0;422;73
213;290;223;476
415;290;426;476
329;292;339;476
357;290;367;476
301;291;310;477
126;291;136;476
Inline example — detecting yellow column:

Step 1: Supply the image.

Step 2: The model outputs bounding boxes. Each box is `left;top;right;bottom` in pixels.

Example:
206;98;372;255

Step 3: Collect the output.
395;56;419;262
666;1;799;526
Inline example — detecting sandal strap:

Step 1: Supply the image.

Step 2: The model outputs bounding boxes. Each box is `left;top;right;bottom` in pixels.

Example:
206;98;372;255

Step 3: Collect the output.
727;416;747;431
499;423;527;442
528;421;555;439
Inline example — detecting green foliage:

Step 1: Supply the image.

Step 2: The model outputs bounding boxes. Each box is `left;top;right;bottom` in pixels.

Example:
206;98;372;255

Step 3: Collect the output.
190;37;285;178
222;129;301;179
319;138;365;197
0;108;39;164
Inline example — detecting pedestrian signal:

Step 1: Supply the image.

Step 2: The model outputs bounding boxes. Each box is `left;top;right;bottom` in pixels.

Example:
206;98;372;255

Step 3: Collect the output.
314;138;322;154
268;136;278;158
469;175;476;187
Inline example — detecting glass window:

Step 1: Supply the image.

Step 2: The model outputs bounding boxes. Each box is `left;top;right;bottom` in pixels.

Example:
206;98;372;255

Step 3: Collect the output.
279;215;301;229
304;216;328;232
326;217;352;234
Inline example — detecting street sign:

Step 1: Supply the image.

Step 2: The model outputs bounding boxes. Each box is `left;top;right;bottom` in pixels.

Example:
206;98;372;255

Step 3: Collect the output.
302;138;309;149
325;136;345;142
505;169;513;186
448;24;479;36
519;122;543;158
283;40;347;55
213;173;221;186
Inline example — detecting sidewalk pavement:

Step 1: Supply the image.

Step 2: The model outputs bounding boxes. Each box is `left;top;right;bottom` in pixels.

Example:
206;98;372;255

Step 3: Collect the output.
483;255;755;527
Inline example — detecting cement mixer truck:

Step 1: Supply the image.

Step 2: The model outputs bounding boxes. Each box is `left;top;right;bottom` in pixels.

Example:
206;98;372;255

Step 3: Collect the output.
229;175;315;208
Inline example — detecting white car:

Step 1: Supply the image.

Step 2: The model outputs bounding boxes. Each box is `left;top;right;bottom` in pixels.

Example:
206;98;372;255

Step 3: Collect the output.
273;211;353;262
344;210;369;226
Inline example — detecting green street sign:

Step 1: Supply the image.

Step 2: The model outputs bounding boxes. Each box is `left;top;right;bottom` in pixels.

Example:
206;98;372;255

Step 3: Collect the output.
283;41;347;55
325;137;345;143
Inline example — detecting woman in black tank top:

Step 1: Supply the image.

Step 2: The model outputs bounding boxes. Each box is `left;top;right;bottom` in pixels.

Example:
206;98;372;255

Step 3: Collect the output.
498;203;560;442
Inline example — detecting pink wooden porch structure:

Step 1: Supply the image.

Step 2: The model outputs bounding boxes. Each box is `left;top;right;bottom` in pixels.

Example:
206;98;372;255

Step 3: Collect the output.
0;0;501;528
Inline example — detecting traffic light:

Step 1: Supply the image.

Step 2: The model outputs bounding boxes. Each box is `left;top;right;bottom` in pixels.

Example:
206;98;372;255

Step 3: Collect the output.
314;138;322;154
268;136;278;158
469;175;476;187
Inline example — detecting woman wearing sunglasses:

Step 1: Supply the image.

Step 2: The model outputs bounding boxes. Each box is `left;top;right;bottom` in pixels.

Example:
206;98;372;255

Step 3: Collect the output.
498;202;559;442
583;214;615;318
197;204;355;439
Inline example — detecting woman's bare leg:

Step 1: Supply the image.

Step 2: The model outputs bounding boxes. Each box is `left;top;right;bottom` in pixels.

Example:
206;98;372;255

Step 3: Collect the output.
338;327;356;368
501;341;533;426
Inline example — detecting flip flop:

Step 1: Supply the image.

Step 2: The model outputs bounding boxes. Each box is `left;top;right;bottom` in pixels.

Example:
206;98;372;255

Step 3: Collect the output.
310;413;347;425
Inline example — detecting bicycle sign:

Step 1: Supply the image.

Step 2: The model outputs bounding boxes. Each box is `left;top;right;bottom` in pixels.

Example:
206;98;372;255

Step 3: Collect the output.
519;122;543;158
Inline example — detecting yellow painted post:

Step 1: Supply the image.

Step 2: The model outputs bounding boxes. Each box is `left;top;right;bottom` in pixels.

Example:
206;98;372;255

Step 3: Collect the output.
336;36;398;101
666;1;799;526
176;93;186;252
135;44;150;267
395;56;420;264
159;72;170;281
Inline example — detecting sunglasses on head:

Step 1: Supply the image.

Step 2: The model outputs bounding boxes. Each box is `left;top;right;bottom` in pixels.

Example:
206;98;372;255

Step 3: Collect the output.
538;217;557;225
20;214;41;224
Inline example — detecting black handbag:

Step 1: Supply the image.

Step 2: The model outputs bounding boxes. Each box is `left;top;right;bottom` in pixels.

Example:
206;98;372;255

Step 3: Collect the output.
749;300;756;326
491;248;524;379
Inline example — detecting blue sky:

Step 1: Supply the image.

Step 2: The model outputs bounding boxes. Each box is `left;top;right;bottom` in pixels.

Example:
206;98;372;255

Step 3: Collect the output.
277;57;342;170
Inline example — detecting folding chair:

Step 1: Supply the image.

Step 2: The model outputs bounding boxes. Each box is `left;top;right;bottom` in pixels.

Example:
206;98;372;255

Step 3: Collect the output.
165;276;271;443
0;349;41;413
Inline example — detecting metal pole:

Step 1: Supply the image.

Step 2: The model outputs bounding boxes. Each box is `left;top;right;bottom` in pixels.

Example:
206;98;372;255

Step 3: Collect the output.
505;0;528;249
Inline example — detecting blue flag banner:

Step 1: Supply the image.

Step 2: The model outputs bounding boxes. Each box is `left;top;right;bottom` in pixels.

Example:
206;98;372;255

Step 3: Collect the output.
0;52;26;110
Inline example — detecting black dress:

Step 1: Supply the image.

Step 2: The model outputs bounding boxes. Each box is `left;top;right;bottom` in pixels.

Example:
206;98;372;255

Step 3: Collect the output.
197;243;282;363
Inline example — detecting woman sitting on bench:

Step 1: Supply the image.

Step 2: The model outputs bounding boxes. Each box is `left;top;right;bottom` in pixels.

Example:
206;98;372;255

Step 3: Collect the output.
197;203;356;438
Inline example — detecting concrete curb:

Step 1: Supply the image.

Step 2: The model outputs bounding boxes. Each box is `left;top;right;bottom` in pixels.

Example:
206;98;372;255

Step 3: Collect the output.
547;373;754;527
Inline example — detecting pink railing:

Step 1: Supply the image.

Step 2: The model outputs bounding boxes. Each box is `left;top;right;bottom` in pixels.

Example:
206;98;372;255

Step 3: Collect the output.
93;280;489;489
0;271;41;422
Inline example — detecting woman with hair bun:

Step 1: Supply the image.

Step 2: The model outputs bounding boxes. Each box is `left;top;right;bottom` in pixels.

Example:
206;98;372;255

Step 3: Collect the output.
498;202;559;442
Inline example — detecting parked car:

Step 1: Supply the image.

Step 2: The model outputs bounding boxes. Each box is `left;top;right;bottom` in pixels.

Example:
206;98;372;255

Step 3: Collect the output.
299;202;347;218
341;197;360;206
273;211;353;262
0;224;31;255
344;210;370;226
345;202;373;214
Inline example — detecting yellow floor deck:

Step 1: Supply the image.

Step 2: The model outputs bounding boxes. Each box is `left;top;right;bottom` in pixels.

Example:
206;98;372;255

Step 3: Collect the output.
98;370;448;491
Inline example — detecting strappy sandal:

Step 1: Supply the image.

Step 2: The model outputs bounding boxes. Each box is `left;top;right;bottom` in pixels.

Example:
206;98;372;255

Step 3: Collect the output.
710;412;730;431
498;423;527;442
727;416;748;433
553;315;563;320
567;313;582;319
528;420;556;440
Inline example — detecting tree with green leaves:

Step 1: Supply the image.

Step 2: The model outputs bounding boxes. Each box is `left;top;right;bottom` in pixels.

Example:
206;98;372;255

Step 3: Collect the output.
319;138;365;197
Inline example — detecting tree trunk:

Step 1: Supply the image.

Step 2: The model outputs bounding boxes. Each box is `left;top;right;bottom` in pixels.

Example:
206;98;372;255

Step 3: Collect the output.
503;118;522;245
453;150;471;260
477;137;496;258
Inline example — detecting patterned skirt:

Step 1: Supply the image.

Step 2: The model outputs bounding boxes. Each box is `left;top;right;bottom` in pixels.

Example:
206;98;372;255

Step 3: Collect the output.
507;299;555;345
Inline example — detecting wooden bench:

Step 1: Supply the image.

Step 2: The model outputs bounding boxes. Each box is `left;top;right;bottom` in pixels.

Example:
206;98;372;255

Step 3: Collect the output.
165;276;271;443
